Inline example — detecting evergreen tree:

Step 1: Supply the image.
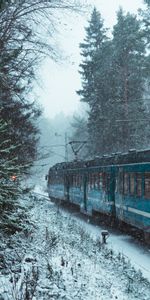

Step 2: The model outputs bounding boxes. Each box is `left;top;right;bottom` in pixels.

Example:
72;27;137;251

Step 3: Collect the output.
77;7;109;156
111;8;149;151
78;7;107;104
0;118;28;233
78;7;150;156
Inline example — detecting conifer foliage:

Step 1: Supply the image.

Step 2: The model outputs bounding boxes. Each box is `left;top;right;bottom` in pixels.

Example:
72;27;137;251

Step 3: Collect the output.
77;7;110;155
0;118;25;233
77;6;150;156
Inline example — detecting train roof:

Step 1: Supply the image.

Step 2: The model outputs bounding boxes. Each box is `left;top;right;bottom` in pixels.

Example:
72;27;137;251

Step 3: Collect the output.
49;149;150;172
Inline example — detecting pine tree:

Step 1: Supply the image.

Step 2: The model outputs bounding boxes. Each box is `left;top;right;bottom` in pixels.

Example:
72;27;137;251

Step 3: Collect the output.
77;7;110;156
78;7;150;156
0;118;28;233
0;1;41;166
111;8;150;151
78;7;107;104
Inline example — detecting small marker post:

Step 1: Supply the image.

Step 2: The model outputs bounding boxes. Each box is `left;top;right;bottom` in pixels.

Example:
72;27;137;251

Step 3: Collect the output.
101;230;109;244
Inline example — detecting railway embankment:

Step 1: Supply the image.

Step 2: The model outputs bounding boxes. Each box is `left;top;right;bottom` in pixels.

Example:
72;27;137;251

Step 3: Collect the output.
0;189;150;299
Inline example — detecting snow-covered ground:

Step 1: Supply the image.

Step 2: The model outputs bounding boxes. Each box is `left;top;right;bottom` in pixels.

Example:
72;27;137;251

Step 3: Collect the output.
0;184;150;299
68;213;150;282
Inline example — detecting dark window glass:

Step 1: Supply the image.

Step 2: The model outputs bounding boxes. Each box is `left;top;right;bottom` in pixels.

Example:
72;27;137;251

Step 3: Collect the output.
107;174;110;193
130;173;135;195
136;173;142;197
73;175;76;187
99;173;102;189
76;175;79;187
89;174;94;189
92;174;95;189
144;173;150;199
76;175;78;187
119;172;123;193
102;173;106;190
124;173;129;195
95;173;99;189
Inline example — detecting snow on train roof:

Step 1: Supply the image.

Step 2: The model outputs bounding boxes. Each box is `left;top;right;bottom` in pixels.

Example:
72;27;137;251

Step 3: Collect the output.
48;149;150;172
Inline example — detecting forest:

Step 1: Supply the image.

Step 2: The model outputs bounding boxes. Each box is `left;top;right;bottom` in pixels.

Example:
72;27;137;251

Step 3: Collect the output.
0;1;150;298
0;0;150;230
73;0;150;158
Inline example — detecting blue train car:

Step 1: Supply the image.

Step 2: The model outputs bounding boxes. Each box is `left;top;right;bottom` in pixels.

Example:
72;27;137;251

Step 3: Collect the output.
115;163;150;236
81;166;115;217
48;165;115;217
46;149;150;243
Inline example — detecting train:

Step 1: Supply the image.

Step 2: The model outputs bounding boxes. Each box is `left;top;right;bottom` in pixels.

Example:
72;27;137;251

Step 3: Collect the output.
46;149;150;243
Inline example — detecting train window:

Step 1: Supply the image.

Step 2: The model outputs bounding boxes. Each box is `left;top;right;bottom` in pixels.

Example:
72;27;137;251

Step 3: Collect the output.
92;174;95;189
71;175;73;186
80;175;83;189
98;173;102;189
95;173;98;189
118;172;123;193
89;174;92;189
73;175;76;187
95;173;99;189
123;173;129;195
76;175;79;187
115;177;118;193
87;174;89;190
94;174;97;189
94;174;96;189
102;173;106;191
144;173;150;199
130;173;135;196
76;175;78;187
78;175;82;189
107;174;110;193
136;173;142;197
93;173;96;189
89;174;91;188
69;175;73;186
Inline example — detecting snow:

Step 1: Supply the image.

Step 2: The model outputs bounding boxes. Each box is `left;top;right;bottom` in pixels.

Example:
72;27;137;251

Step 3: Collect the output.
0;184;150;299
109;232;150;281
68;215;150;282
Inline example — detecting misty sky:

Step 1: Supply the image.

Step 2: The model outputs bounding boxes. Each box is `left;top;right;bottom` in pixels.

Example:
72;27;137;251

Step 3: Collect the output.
35;0;144;119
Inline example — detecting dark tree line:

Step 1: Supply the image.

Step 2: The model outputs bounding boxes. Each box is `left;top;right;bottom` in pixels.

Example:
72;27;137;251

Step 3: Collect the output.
76;2;150;157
